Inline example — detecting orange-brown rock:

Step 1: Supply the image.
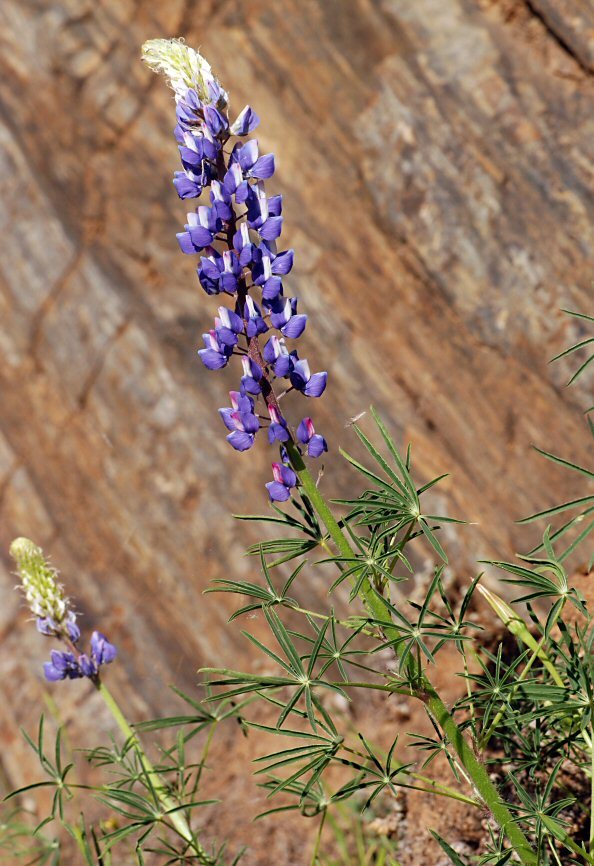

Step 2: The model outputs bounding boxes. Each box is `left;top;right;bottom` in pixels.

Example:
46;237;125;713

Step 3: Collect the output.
0;2;593;862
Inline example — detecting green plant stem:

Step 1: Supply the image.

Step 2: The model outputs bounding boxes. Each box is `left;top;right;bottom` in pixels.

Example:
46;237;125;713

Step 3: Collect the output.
286;441;538;865
96;680;214;865
310;808;327;866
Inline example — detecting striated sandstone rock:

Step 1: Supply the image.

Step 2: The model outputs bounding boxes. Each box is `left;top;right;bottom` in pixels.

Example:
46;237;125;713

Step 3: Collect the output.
0;1;593;862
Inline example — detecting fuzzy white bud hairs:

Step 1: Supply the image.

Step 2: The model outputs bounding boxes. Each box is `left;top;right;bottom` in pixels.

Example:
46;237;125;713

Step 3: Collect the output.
141;38;228;108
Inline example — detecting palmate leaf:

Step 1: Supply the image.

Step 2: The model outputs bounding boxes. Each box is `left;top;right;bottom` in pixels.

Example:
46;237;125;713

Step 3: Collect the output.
134;687;251;737
205;552;305;620
235;492;328;567
202;608;347;730
339;408;460;565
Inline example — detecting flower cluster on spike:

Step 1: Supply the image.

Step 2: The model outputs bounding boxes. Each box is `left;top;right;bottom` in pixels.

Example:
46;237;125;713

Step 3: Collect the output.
10;538;117;682
142;39;328;501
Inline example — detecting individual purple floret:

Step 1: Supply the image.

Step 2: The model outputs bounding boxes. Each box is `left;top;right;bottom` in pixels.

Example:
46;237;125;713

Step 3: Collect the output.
91;631;118;665
44;650;82;681
268;406;290;444
219;391;260;451
142;39;330;501
266;462;297;502
290;360;328;397
297;418;328;458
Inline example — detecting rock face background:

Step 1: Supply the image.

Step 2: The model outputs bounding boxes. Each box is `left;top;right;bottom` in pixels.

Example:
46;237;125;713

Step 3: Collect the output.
0;1;593;862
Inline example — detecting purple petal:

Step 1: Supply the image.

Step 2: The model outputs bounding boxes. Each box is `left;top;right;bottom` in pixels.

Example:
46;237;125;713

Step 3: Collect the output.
91;631;117;665
241;412;260;434
176;232;196;255
238;140;258;171
79;653;98;677
281;314;307;339
266;481;291;502
36;617;57;636
251;154;275;179
44;662;66;681
279;465;297;488
188;226;215;248
296;418;312;444
259;216;283;242
308;434;328;458
198;348;228;370
173;172;201;199
262;276;283;301
272;250;294;275
227;430;255;451
219;407;236;432
304;372;327;398
230;105;260;135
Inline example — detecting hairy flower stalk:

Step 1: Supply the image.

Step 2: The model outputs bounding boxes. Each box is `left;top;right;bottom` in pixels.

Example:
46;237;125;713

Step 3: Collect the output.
145;40;538;863
142;38;327;499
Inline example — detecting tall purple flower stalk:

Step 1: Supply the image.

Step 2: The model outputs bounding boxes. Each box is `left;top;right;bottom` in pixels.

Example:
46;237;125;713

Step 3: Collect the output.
142;40;328;500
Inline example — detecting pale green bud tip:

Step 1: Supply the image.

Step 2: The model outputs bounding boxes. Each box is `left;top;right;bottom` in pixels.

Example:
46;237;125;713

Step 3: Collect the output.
10;536;69;623
141;38;227;106
477;585;515;624
10;536;41;562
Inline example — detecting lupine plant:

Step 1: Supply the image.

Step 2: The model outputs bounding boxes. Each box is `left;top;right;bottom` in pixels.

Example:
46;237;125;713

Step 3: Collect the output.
3;37;594;866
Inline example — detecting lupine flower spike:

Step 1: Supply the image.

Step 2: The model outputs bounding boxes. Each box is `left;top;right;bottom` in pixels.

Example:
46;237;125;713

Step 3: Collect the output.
142;38;328;499
10;538;116;682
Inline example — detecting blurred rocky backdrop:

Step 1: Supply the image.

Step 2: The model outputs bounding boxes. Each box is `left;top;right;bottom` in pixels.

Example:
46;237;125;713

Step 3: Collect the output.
1;0;593;862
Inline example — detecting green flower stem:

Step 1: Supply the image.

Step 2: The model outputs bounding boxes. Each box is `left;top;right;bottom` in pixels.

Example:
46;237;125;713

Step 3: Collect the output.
96;681;214;865
286;441;538;865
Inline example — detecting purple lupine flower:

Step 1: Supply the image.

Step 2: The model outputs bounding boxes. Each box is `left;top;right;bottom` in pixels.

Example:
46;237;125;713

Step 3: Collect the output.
267;297;307;339
44;650;82;681
11;537;119;683
231;140;275;181
266;462;297;502
247;183;283;241
240;356;263;395
233;222;257;267
78;654;98;678
198;250;243;296
198;330;232;370
215;306;244;347
244;296;268;338
262;336;294;378
252;245;294;301
177;206;222;254
219;391;260;451
297;417;328;458
91;631;118;665
268;406;290;444
290;359;328;397
174;169;209;199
